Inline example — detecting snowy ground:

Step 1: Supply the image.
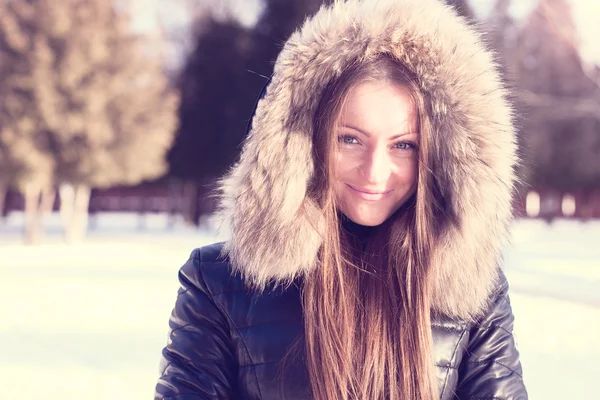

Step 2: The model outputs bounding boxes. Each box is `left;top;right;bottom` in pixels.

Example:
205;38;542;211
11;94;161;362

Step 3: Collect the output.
1;213;599;399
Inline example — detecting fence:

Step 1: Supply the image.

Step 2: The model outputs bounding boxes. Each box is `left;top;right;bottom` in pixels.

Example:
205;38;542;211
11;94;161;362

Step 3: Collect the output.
4;184;600;222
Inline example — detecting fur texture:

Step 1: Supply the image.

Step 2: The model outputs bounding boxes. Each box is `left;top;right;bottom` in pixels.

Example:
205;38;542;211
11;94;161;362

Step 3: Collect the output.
217;0;517;321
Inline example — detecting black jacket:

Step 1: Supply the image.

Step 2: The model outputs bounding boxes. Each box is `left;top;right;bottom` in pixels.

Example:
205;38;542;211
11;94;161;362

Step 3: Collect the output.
155;243;527;399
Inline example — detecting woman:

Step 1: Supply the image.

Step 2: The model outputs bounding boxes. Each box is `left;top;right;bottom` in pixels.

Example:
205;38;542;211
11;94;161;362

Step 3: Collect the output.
155;0;527;399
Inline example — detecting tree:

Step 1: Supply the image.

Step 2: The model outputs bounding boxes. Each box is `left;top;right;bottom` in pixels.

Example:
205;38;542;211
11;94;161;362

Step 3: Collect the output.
510;0;600;191
166;15;256;224
446;0;476;22
248;0;329;72
169;17;254;182
0;0;57;242
0;0;178;242
168;0;327;224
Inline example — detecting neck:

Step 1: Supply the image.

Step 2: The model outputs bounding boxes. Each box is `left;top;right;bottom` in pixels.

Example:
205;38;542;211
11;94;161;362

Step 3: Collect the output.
339;213;376;250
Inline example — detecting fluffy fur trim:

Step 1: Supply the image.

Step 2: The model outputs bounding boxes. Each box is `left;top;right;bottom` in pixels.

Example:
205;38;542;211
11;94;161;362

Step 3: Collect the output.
217;0;517;320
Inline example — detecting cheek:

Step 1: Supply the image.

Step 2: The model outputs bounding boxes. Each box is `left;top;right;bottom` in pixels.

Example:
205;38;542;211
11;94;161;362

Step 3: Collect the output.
333;151;355;180
390;157;417;184
406;162;418;185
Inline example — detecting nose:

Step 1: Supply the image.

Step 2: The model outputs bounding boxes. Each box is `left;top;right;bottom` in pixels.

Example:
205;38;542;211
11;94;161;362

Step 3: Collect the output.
360;148;391;185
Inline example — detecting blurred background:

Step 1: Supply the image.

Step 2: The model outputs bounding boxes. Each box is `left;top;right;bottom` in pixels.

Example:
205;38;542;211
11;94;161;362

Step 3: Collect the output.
0;0;598;399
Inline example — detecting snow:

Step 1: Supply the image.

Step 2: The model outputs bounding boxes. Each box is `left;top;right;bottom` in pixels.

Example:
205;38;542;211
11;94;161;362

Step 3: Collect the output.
1;213;599;399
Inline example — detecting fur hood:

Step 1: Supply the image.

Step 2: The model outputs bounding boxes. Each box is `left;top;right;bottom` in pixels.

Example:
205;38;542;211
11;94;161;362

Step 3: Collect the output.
217;0;517;321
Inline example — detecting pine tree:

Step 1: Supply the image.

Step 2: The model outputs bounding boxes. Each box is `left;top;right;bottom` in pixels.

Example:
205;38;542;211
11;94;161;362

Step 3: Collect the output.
168;0;327;224
0;0;178;242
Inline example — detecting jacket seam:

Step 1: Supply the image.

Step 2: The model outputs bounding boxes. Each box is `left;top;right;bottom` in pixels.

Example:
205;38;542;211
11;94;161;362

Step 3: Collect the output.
436;363;458;371
160;361;172;376
440;327;467;397
195;249;264;400
168;322;192;335
431;323;466;332
161;352;232;376
240;360;279;368
236;320;301;331
466;359;523;378
474;323;512;336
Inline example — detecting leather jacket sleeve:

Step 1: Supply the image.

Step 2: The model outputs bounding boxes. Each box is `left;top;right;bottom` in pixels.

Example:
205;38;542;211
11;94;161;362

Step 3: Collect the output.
155;250;236;400
455;273;528;399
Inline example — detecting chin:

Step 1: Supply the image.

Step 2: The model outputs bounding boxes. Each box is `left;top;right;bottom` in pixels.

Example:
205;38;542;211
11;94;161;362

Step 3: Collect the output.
344;211;389;227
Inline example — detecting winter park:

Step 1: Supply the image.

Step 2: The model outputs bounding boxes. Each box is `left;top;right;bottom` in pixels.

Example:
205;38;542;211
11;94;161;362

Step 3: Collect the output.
1;0;600;399
1;213;600;399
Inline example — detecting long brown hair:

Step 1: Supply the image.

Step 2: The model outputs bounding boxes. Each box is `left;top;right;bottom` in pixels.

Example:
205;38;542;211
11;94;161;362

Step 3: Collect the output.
302;56;444;400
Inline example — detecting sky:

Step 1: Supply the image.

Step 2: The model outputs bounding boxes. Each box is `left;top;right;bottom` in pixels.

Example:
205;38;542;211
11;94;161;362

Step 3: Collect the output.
133;0;600;65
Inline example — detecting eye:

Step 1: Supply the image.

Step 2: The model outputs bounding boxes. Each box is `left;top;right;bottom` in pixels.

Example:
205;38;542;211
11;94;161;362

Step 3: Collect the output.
338;135;360;145
393;141;417;151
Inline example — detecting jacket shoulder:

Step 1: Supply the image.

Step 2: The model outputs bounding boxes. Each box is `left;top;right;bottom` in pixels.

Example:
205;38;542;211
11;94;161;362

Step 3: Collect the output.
190;241;228;266
183;242;247;298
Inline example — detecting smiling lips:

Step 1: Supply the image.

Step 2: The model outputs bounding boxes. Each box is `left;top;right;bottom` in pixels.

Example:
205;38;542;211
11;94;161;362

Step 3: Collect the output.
346;184;392;201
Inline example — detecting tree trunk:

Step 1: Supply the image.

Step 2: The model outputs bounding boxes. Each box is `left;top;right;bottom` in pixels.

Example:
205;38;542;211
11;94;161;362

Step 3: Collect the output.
24;186;41;245
0;180;8;221
182;181;199;226
59;183;75;231
137;197;147;231
72;184;91;241
167;179;183;230
61;183;91;243
41;186;56;215
24;184;55;244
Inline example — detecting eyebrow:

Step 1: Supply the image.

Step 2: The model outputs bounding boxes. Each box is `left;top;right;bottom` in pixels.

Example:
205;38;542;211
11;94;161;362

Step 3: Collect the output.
340;124;418;140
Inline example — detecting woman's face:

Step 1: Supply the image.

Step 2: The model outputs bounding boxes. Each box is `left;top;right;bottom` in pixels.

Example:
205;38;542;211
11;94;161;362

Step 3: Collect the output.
333;81;419;227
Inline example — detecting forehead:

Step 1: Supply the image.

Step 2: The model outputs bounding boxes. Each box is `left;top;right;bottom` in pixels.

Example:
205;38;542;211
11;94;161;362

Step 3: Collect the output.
339;81;418;134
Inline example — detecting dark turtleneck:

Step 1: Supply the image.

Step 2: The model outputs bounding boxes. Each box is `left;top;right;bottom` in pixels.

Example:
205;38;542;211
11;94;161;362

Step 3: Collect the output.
339;213;377;251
